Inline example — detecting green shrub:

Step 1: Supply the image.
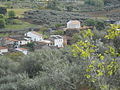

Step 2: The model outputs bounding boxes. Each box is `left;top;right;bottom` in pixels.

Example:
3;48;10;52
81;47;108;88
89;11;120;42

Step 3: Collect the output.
53;30;64;35
8;11;16;19
0;19;6;28
0;14;4;18
85;19;97;26
0;7;7;15
85;0;104;7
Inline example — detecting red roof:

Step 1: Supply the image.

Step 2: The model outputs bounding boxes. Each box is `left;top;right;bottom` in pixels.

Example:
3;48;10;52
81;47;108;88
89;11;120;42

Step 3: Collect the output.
0;46;7;50
5;37;19;42
18;48;27;50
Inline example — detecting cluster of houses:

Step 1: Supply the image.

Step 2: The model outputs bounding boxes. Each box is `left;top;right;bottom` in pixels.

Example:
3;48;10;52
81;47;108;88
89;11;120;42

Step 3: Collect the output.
0;20;98;55
0;31;65;55
0;20;82;55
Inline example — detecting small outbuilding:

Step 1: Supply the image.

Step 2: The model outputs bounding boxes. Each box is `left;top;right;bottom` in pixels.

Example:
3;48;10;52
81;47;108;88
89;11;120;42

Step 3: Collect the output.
49;35;64;48
67;20;81;29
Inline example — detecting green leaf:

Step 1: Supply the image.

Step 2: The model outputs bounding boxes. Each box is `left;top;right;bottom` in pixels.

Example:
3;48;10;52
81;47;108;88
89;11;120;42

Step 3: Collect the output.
108;70;113;76
85;74;91;79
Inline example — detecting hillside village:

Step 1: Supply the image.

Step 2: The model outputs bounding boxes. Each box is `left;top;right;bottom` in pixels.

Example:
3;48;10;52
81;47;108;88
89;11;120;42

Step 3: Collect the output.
0;20;89;55
0;0;120;90
0;18;119;55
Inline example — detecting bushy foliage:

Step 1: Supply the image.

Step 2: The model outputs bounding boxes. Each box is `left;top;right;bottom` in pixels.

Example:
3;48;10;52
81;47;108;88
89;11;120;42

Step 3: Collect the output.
0;14;6;28
105;24;120;54
47;0;59;10
0;7;7;15
85;19;106;30
0;47;88;90
53;30;64;35
0;14;4;18
0;25;120;89
0;19;6;28
66;5;73;12
72;26;120;89
8;10;16;19
85;0;104;7
26;42;35;51
24;10;88;26
0;57;19;78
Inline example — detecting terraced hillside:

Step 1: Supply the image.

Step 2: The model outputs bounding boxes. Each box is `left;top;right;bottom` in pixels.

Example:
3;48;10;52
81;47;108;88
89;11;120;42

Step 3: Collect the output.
83;5;120;20
24;10;89;26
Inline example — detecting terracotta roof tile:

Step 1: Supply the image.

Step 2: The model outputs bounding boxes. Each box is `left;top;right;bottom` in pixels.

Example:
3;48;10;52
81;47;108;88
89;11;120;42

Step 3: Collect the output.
18;48;27;50
5;37;19;42
0;46;7;49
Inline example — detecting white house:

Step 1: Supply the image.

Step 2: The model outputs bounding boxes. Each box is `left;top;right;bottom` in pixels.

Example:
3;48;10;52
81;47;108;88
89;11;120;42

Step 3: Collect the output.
18;38;31;46
19;40;29;45
0;46;8;54
4;37;19;45
5;37;31;47
67;20;81;29
25;31;43;42
49;35;64;48
15;48;28;55
4;37;20;48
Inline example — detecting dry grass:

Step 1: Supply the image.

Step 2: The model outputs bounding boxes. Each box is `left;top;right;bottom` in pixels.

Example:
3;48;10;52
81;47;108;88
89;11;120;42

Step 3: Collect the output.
7;8;31;17
5;20;39;30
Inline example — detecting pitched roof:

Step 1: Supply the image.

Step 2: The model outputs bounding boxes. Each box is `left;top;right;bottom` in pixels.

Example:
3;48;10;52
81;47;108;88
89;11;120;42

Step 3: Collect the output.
39;40;51;44
68;20;80;24
50;35;63;39
30;31;42;37
0;46;7;50
5;37;19;42
17;48;27;51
